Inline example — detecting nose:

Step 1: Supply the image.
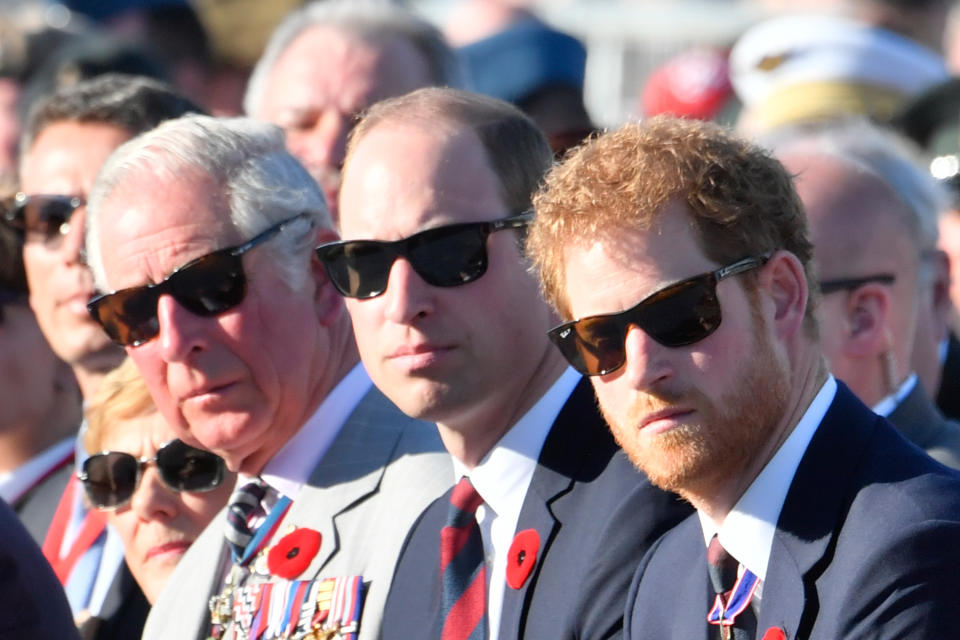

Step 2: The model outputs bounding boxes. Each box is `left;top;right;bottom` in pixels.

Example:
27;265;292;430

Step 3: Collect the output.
382;257;434;325
129;466;179;522
60;206;86;266
619;324;673;390
155;294;208;362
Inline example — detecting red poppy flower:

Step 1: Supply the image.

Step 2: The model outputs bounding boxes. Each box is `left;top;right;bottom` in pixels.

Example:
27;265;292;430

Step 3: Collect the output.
506;529;540;589
267;528;322;579
761;627;786;640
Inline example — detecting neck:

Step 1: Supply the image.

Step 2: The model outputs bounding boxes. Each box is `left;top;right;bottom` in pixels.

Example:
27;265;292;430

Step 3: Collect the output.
688;350;829;524
438;347;569;469
239;317;360;476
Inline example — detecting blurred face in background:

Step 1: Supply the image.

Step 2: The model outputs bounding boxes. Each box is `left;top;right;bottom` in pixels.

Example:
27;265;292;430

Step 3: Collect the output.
256;26;433;224
18;121;130;379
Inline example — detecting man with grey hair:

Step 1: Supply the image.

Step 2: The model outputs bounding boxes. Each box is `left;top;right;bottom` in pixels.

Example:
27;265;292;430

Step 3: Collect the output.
244;0;460;225
85;114;451;640
773;119;960;468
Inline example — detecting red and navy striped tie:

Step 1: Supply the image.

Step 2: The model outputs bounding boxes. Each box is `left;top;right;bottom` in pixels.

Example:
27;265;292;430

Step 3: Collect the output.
440;476;487;640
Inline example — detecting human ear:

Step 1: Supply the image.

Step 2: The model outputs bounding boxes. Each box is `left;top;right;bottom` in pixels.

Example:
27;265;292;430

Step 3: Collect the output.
761;250;808;342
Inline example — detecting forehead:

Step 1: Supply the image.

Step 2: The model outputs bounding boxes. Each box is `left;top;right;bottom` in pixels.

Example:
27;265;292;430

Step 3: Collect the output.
260;26;431;118
99;410;170;455
21;121;132;194
561;201;714;317
96;170;234;291
339;121;505;239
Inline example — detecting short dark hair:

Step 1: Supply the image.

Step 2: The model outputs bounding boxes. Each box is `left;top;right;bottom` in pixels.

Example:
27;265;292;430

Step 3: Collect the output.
19;72;205;157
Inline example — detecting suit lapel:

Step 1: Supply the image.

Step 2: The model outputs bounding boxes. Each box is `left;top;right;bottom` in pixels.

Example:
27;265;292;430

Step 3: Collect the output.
759;384;878;639
498;380;610;638
281;387;407;578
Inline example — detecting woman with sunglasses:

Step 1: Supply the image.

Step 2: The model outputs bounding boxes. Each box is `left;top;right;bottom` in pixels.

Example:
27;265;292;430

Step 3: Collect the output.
82;357;236;606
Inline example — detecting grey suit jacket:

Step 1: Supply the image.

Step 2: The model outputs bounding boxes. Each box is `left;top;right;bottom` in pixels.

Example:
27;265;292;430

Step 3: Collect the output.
141;386;452;640
888;379;960;469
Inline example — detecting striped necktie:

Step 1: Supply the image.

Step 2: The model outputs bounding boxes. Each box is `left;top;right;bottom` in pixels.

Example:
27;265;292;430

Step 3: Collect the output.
706;535;758;640
440;476;487;640
224;478;268;561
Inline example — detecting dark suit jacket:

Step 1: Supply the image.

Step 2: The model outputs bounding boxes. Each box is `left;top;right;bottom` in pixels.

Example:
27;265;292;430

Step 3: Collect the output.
0;497;78;639
889;378;960;469
624;383;960;640
78;562;150;640
382;379;692;640
936;332;960;421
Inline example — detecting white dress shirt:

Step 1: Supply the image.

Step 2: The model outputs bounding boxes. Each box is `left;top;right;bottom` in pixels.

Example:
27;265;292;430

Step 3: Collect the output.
451;367;581;640
871;373;918;418
699;376;837;586
246;362;373;519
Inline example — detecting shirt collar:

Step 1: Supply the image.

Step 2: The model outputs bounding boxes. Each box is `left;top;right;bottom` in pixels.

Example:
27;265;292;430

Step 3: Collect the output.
699;375;837;580
260;362;372;500
871;373;917;418
452;367;581;519
0;436;75;503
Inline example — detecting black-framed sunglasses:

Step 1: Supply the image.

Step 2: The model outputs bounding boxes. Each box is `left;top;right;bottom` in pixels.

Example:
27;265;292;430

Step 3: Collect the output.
87;213;308;347
818;274;895;295
2;193;84;246
78;439;227;510
548;255;769;377
315;211;533;299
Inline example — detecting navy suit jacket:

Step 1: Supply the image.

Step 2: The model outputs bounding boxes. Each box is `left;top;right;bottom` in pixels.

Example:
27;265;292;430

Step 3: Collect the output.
936;332;960;422
625;383;960;640
382;379;692;640
0;497;78;639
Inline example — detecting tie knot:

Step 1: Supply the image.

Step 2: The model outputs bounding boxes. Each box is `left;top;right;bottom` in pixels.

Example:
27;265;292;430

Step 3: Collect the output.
707;535;733;568
450;476;484;516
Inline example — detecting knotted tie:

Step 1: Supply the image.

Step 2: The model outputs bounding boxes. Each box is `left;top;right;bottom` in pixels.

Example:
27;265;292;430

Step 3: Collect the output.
224;478;268;561
440;476;487;640
706;535;758;640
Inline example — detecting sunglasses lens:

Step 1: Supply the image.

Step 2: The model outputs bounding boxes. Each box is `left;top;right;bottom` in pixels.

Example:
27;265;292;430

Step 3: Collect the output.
88;251;247;347
407;224;487;287
169;251;246;316
155;440;225;492
551;275;723;376
15;196;77;240
89;287;161;347
642;276;721;347
81;452;139;508
320;242;393;298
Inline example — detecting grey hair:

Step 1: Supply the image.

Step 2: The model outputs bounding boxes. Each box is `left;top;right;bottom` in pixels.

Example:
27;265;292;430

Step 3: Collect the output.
764;118;948;278
85;114;330;292
243;0;462;118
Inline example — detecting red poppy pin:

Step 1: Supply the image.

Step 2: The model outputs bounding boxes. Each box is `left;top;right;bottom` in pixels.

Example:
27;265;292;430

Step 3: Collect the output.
267;527;322;579
761;627;786;640
506;529;540;589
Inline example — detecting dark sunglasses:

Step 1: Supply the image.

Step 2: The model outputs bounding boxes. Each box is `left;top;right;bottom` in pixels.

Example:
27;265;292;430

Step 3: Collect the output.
87;213;307;347
548;255;769;376
818;274;895;295
315;211;533;299
3;193;84;246
78;439;226;510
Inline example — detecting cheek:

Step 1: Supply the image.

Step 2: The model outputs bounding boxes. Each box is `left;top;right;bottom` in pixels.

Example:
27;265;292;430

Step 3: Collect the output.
106;510;137;549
